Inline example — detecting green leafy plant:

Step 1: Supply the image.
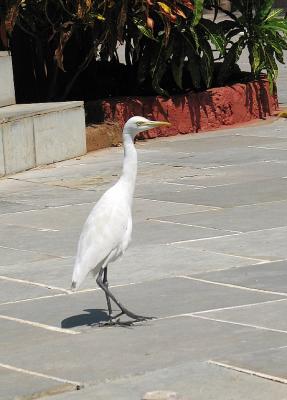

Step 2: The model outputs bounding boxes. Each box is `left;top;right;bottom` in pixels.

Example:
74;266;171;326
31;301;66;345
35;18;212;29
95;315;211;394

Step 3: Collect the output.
216;0;287;91
135;0;227;95
0;0;286;100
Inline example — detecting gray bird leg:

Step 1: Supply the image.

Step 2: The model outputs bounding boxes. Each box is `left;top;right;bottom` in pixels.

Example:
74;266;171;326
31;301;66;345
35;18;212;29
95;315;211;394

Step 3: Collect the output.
103;266;113;319
96;267;152;323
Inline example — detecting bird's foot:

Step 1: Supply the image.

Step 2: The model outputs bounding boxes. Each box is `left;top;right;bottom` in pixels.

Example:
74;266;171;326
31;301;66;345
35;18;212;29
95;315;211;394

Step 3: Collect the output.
114;310;154;323
98;311;153;327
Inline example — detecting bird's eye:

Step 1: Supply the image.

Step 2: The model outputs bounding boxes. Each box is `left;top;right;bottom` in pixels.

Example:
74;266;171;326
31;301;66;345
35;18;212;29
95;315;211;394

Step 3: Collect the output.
136;122;143;127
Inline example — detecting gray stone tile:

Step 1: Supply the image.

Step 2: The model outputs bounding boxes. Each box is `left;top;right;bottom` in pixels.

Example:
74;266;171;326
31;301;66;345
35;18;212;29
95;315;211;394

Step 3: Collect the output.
138;133;287;153
132;220;234;246
49;361;287;400
135;181;204;198
194;260;287;294
137;147;287;168
0;245;261;290
0;277;282;328
138;178;287;208
0;280;60;303
15;161;121;189
1;317;287;385
166;160;287;187
0;246;53;266
0;203;93;231
137;163;200;185
0;178;41;194
0;224;79;257
198;299;287;332
154;200;287;232
213;347;287;381
174;226;287;261
0;257;89;291
248;141;287;150
22;163;200;191
114;245;264;283
238;119;287;138
133;198;217;221
0;184;102;210
0;199;215;231
0;367;75;400
0;200;36;214
0;217;231;260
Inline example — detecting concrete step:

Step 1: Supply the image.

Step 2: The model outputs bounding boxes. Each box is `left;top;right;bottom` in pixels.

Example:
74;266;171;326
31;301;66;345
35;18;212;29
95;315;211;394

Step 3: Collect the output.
0;102;86;176
0;51;15;107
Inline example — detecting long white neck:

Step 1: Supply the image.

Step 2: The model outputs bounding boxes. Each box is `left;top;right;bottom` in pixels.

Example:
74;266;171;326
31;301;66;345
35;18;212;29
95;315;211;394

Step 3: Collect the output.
119;129;138;205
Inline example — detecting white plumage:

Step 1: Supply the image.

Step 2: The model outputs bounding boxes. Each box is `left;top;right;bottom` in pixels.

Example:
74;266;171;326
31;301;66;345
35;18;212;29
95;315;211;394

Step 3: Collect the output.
71;116;170;324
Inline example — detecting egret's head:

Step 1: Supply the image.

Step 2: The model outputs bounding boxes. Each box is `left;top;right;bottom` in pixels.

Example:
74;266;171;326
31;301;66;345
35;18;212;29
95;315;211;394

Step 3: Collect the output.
123;116;171;138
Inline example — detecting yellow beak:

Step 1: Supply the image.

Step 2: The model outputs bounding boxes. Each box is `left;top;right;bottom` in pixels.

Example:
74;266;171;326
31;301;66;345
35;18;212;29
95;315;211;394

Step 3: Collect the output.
146;120;171;128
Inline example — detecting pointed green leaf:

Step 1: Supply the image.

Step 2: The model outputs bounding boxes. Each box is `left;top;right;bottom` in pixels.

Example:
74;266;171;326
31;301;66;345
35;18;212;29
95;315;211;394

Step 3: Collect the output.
199;18;226;54
217;38;244;85
264;8;284;22
186;48;202;89
257;0;275;22
171;43;185;89
199;39;214;88
192;0;204;26
152;61;169;97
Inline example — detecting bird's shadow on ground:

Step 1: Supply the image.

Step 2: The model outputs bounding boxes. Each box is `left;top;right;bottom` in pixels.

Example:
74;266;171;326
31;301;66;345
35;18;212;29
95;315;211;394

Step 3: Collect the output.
61;308;150;329
61;308;109;328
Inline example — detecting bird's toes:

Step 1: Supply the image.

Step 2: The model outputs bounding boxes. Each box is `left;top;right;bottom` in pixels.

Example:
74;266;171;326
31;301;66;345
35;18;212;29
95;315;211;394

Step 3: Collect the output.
133;314;154;322
97;320;116;327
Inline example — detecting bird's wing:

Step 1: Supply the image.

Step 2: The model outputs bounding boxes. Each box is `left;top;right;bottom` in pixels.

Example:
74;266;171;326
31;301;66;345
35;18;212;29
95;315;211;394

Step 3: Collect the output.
72;185;131;287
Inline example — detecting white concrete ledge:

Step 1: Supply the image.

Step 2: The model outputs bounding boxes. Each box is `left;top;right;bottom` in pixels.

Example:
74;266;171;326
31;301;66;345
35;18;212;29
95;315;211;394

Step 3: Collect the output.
0;102;87;176
0;101;83;123
0;52;16;107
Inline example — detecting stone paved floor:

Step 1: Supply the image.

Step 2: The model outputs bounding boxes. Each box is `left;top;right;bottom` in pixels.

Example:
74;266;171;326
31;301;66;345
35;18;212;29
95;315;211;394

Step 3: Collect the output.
2;117;287;400
1;44;287;400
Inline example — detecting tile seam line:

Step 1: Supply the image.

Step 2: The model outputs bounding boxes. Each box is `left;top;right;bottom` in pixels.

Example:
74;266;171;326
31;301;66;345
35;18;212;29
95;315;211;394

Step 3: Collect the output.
163;182;207;188
148;218;242;234
190;314;287;335
0;314;80;335
230;198;287;209
186;262;267;276
0;201;97;216
0;244;66;259
0;275;71;293
0;362;83;387
135;196;222;208
0;293;67;306
0;244;59;256
169;232;241;244
8;177;99;194
0;281;145;305
170;244;271;262
176;275;287;297
191;298;287;315
208;360;287;385
248;145;287;151
200;160;284;170
169;225;287;244
151;299;287;322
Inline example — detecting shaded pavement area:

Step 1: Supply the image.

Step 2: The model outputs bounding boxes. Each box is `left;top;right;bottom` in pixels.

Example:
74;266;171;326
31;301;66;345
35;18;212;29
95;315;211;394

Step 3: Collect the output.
1;51;287;399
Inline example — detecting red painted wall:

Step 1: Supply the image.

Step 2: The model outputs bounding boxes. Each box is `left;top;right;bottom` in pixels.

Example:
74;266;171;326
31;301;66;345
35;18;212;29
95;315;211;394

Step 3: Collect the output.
86;79;278;139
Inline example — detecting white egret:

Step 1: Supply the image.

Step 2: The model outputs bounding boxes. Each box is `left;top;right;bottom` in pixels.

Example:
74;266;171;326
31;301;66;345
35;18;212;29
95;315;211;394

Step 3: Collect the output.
71;116;171;324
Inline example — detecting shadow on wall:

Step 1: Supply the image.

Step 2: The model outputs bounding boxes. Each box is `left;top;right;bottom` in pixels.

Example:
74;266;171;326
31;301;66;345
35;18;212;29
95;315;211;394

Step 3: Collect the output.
85;78;278;138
